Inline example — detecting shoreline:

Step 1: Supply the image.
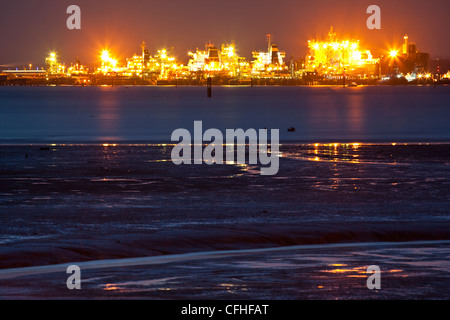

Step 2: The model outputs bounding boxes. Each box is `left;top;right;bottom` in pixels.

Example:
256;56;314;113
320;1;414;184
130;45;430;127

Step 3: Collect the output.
1;141;450;146
1;77;448;87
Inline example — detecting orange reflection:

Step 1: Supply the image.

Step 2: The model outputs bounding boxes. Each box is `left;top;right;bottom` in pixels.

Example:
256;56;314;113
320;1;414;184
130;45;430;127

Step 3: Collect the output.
304;142;365;164
104;283;121;291
389;269;403;273
323;266;366;274
97;90;120;137
322;265;405;278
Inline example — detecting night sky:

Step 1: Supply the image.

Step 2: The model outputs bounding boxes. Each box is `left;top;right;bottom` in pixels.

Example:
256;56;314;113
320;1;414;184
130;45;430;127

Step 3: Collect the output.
0;0;449;67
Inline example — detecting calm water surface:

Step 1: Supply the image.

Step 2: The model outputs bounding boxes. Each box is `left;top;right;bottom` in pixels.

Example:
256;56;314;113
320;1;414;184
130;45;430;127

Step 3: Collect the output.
0;85;449;143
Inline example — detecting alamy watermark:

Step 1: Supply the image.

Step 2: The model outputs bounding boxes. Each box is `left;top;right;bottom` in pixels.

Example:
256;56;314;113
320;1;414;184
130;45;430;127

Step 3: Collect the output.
66;265;81;290
366;265;381;289
66;5;81;30
366;5;381;29
170;121;280;175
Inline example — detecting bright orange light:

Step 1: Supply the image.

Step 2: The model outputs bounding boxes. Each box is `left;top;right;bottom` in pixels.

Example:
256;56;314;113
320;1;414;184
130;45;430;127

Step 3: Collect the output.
306;28;376;75
389;50;398;58
101;50;111;62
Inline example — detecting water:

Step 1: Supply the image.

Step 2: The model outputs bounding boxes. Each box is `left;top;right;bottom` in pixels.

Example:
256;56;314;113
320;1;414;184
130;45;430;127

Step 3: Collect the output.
0;85;449;143
0;86;449;299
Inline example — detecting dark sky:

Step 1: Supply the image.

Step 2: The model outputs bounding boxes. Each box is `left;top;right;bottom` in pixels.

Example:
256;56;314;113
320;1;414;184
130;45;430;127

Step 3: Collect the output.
0;0;449;67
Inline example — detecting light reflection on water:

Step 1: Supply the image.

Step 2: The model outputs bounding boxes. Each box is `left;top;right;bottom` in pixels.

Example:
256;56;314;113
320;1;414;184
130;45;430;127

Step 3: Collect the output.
281;142;415;165
321;265;405;279
102;277;182;293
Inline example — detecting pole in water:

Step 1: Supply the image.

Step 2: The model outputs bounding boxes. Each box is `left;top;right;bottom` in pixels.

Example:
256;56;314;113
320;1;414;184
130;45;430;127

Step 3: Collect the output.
343;68;346;88
207;76;212;97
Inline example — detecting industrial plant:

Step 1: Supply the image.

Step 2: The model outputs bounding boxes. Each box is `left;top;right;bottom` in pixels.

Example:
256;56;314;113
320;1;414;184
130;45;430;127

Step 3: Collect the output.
1;28;447;86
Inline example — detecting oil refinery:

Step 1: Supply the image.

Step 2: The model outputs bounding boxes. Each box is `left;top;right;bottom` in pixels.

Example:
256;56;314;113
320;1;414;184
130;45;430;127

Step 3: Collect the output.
305;26;378;78
1;28;445;86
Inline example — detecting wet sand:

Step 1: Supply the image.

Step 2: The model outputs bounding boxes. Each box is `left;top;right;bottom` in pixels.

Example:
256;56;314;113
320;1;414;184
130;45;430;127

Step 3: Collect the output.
0;143;449;299
0;240;449;299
